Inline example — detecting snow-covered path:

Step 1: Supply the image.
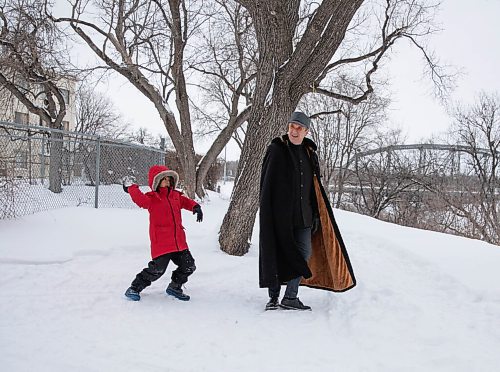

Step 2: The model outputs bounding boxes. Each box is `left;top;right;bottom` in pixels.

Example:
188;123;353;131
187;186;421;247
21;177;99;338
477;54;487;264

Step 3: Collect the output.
1;191;499;371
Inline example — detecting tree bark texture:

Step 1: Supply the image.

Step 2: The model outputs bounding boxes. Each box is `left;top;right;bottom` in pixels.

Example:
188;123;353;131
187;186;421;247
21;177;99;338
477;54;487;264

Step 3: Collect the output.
48;132;63;193
219;103;294;255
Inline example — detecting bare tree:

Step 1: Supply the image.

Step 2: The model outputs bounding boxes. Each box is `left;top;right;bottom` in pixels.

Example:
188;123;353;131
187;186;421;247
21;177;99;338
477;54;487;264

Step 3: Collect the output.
52;0;251;198
424;92;500;244
126;127;162;147
190;0;256;168
65;83;130;186
301;79;389;208
353;153;420;218
218;0;448;255
0;0;71;193
75;84;128;138
345;128;422;218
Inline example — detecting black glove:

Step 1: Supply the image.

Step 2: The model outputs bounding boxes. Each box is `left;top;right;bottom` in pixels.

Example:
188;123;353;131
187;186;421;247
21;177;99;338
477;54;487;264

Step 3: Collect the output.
122;175;137;193
193;204;203;223
311;216;320;234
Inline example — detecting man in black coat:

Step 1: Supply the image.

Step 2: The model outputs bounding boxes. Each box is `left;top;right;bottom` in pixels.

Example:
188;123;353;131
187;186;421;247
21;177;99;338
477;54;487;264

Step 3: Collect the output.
260;111;357;310
259;111;320;311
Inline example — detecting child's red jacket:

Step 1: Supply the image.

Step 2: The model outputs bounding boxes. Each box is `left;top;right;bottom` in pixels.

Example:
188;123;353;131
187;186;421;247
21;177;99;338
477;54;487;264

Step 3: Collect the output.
128;165;198;259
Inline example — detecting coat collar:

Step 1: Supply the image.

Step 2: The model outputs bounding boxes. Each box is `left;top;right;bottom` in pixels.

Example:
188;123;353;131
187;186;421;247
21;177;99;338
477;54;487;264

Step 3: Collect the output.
272;134;317;152
156;187;174;197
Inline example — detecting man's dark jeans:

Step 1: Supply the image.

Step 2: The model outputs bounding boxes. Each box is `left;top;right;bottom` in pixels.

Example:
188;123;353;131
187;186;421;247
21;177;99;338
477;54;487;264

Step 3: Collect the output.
268;227;312;299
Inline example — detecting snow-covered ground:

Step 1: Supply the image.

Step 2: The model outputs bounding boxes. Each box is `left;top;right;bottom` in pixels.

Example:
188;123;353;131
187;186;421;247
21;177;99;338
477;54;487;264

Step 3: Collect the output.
1;183;499;371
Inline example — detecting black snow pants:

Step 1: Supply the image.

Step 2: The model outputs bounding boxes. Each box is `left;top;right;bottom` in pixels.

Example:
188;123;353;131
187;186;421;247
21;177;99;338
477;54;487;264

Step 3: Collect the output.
130;249;196;292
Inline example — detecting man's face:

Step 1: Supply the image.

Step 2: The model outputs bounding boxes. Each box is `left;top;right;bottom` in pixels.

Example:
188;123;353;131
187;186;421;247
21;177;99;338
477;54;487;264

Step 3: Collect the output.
288;122;308;145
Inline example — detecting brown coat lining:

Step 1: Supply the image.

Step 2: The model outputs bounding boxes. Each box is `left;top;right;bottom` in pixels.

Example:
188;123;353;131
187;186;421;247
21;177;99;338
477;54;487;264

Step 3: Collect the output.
301;177;355;291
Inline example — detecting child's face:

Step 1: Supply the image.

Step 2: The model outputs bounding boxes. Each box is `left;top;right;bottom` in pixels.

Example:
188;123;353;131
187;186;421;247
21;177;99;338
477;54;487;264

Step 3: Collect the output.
159;177;170;188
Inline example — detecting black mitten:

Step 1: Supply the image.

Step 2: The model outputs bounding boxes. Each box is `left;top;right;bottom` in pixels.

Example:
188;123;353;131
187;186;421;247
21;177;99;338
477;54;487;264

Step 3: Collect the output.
193;204;203;223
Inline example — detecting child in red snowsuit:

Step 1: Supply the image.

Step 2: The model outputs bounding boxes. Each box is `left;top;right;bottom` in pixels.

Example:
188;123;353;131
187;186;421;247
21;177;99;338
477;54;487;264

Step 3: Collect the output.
123;165;203;301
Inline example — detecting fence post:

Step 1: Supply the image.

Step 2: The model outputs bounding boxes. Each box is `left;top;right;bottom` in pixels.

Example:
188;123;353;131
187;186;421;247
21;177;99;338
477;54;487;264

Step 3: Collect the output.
27;129;33;185
40;134;46;185
94;137;101;209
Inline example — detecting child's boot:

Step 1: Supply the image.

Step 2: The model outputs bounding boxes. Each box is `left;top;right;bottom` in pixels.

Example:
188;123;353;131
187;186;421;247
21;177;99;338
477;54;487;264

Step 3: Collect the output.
166;282;190;301
124;287;141;301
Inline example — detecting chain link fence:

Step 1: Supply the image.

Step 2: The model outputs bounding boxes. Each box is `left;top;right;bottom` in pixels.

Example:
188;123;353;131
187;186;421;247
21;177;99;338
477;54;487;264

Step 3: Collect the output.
0;121;166;219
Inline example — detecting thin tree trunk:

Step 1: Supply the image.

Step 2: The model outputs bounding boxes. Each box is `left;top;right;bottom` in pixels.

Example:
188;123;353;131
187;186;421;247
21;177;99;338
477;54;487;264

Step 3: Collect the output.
49;132;63;193
179;152;196;198
195;108;251;197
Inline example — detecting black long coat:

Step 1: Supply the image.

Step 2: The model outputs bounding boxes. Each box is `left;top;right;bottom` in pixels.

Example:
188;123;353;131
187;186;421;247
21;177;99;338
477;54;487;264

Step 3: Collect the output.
259;135;356;292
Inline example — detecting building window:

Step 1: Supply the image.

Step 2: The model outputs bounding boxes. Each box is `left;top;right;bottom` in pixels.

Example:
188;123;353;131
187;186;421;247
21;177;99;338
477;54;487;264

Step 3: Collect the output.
14;111;29;125
60;89;70;105
15;150;28;169
62;120;70;131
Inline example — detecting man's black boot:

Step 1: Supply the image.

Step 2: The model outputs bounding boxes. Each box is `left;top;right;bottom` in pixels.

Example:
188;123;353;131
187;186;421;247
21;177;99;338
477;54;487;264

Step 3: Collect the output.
265;297;279;311
280;297;311;311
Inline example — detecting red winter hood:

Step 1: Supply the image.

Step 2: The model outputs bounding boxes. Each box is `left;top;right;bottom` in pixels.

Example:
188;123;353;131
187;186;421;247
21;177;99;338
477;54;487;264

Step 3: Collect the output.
148;165;179;191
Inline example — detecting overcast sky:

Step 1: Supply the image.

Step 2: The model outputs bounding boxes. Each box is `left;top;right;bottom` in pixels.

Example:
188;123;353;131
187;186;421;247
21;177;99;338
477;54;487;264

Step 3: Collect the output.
92;0;500;160
385;0;500;143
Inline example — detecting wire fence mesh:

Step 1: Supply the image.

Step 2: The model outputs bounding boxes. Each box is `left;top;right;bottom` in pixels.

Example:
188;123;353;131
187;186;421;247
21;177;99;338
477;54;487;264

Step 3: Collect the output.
0;121;166;219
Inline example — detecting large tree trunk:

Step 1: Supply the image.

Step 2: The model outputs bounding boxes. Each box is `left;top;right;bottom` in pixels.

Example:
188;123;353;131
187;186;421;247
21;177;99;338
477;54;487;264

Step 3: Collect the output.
217;122;266;256
219;103;295;255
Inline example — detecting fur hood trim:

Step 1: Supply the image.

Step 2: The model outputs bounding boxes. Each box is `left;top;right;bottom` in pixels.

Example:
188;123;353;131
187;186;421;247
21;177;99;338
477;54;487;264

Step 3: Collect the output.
148;165;179;191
